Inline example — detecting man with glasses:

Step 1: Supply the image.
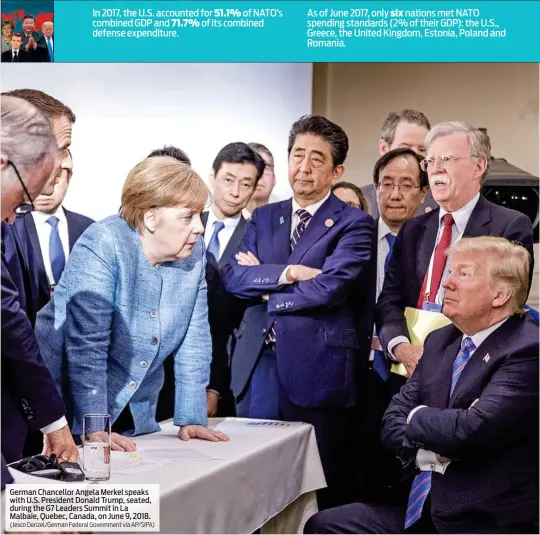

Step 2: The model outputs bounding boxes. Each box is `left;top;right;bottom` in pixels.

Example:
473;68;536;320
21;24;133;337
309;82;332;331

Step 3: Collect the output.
360;148;429;501
375;121;534;381
12;149;94;317
1;88;76;326
1;95;79;466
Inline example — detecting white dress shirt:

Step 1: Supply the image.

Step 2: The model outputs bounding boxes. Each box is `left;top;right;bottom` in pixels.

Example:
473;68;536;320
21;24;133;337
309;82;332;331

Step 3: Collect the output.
369;219;397;361
408;316;509;474
388;193;481;359
203;207;241;262
278;191;331;285
32;206;70;287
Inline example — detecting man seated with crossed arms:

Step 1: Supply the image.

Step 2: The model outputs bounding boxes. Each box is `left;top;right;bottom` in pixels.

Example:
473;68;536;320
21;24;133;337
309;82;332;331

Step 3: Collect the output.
305;236;539;534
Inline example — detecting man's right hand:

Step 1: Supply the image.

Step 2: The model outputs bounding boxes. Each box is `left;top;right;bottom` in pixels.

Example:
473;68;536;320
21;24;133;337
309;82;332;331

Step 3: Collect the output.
286;265;322;283
394;343;423;377
43;425;79;463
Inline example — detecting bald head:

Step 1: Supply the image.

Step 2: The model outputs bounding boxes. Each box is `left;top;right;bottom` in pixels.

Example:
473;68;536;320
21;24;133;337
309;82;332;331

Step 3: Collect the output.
1;95;59;221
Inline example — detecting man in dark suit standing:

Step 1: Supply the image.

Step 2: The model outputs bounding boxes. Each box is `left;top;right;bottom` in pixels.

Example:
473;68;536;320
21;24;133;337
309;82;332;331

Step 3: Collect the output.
306;236;538;533
202;142;264;417
222;115;375;509
1;94;78;464
359;148;429;502
1;33;29;62
20;14;47;62
376;121;534;380
12;149;94;316
2;88;77;327
41;22;54;62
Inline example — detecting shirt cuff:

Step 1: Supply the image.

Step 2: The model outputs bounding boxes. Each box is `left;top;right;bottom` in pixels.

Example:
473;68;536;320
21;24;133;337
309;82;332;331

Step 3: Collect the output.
40;416;68;435
387;336;411;361
416;449;451;474
278;266;293;286
407;405;428;424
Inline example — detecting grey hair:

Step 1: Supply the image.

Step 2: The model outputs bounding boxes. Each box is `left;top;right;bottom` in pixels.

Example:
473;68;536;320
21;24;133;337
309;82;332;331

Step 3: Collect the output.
1;95;58;177
426;121;491;182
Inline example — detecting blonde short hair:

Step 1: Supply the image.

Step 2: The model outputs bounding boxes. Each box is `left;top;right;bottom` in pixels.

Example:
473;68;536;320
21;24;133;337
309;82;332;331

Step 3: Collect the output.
446;236;530;314
120;156;209;230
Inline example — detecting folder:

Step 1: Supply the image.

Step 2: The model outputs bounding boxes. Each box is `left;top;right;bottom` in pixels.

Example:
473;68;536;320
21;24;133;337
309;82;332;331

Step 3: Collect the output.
390;307;452;377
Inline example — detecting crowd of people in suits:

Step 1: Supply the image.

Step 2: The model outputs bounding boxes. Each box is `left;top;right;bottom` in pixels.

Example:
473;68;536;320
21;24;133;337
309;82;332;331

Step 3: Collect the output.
1;87;538;534
1;15;54;63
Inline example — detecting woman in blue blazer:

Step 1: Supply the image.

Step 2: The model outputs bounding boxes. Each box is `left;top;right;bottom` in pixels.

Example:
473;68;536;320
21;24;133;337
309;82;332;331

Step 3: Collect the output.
36;156;229;451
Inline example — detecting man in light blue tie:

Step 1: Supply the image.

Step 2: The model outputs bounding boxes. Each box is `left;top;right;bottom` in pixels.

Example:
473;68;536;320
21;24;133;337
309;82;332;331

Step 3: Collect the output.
305;236;539;534
42;22;54;62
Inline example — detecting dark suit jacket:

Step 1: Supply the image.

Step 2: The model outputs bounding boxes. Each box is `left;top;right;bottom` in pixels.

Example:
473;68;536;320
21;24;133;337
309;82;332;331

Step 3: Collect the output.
1;253;66;463
221;193;375;408
201;211;248;395
6;208;94;325
1;49;29;62
376;195;534;356
21;31;47;62
381;314;539;532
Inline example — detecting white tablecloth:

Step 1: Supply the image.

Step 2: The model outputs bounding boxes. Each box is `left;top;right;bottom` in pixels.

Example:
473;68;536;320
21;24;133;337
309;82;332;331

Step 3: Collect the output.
4;418;326;534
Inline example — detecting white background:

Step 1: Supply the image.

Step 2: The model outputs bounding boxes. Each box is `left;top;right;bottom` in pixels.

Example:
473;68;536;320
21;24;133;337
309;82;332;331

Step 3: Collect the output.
2;63;313;220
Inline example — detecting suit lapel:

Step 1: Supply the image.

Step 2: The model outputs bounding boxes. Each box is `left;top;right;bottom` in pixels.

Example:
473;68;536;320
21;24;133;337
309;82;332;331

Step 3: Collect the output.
201;211;209;229
288;194;344;265
63;209;77;251
463;195;491;237
23;215;49;298
449;315;519;407
417;211;440;284
272;200;293;265
219;217;247;268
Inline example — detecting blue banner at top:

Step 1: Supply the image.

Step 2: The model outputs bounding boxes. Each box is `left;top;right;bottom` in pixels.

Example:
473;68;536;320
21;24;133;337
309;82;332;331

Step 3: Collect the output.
54;1;540;62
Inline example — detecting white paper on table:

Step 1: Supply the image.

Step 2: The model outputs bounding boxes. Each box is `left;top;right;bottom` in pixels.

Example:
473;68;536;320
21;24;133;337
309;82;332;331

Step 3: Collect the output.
215;418;304;433
133;445;217;461
110;451;164;475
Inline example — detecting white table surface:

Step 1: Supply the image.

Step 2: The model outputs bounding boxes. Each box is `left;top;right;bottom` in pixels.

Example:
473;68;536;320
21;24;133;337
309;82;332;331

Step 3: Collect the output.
3;418;327;534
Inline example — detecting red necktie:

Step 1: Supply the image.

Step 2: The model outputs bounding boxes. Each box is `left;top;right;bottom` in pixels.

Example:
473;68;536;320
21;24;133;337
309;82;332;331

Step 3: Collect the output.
417;213;454;307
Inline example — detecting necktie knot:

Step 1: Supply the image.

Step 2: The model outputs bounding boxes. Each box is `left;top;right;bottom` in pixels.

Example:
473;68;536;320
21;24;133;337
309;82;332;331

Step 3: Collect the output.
461;336;476;354
47;216;59;228
442;213;454;227
213;220;225;233
296;209;311;224
385;233;396;249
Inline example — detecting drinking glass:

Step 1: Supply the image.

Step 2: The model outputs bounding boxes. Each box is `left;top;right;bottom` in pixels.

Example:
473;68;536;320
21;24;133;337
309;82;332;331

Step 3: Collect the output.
82;414;111;482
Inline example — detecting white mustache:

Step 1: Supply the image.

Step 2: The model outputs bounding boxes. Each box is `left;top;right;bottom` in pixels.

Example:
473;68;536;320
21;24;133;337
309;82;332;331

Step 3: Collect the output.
431;175;450;186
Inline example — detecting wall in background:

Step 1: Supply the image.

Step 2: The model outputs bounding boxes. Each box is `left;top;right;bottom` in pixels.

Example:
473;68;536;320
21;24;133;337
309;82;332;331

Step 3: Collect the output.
313;63;539;186
2;63;313;220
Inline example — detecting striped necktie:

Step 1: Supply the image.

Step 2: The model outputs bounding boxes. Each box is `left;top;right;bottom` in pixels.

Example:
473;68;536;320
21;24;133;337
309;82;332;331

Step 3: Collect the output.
404;336;476;529
265;209;312;344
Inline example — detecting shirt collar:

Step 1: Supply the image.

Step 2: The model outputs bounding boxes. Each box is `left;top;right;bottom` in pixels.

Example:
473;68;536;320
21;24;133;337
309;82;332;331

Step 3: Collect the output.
377;217;396;243
439;192;480;234
292;191;331;218
206;206;241;230
32;206;66;225
465;316;509;350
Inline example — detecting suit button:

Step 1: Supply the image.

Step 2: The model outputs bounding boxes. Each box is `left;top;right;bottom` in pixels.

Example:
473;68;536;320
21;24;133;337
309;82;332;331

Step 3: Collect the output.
150;311;157;318
261;329;267;335
151;337;158;345
140;360;148;368
128;381;137;389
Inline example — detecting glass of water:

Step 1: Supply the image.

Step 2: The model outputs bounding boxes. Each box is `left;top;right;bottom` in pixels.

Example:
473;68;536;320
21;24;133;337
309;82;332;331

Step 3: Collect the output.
83;414;111;482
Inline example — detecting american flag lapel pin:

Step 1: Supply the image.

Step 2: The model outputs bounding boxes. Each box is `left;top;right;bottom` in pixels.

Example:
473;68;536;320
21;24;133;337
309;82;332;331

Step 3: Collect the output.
483;354;490;363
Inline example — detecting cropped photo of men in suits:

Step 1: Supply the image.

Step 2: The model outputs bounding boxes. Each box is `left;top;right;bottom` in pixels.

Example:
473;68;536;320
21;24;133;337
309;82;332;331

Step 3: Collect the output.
1;33;29;63
12;149;94;316
203;142;265;417
222;115;375;509
20;14;48;62
306;236;539;534
376;121;534;381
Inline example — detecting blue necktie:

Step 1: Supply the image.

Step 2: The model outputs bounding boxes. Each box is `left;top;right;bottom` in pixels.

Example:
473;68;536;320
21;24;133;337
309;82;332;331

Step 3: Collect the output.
404;337;476;529
372;233;397;381
46;37;53;61
47;216;65;284
207;220;225;261
384;233;396;273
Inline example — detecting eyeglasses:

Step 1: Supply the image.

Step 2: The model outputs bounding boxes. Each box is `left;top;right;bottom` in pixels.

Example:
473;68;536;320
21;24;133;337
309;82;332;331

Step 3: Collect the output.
9;161;35;215
378;182;422;195
420;156;474;171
